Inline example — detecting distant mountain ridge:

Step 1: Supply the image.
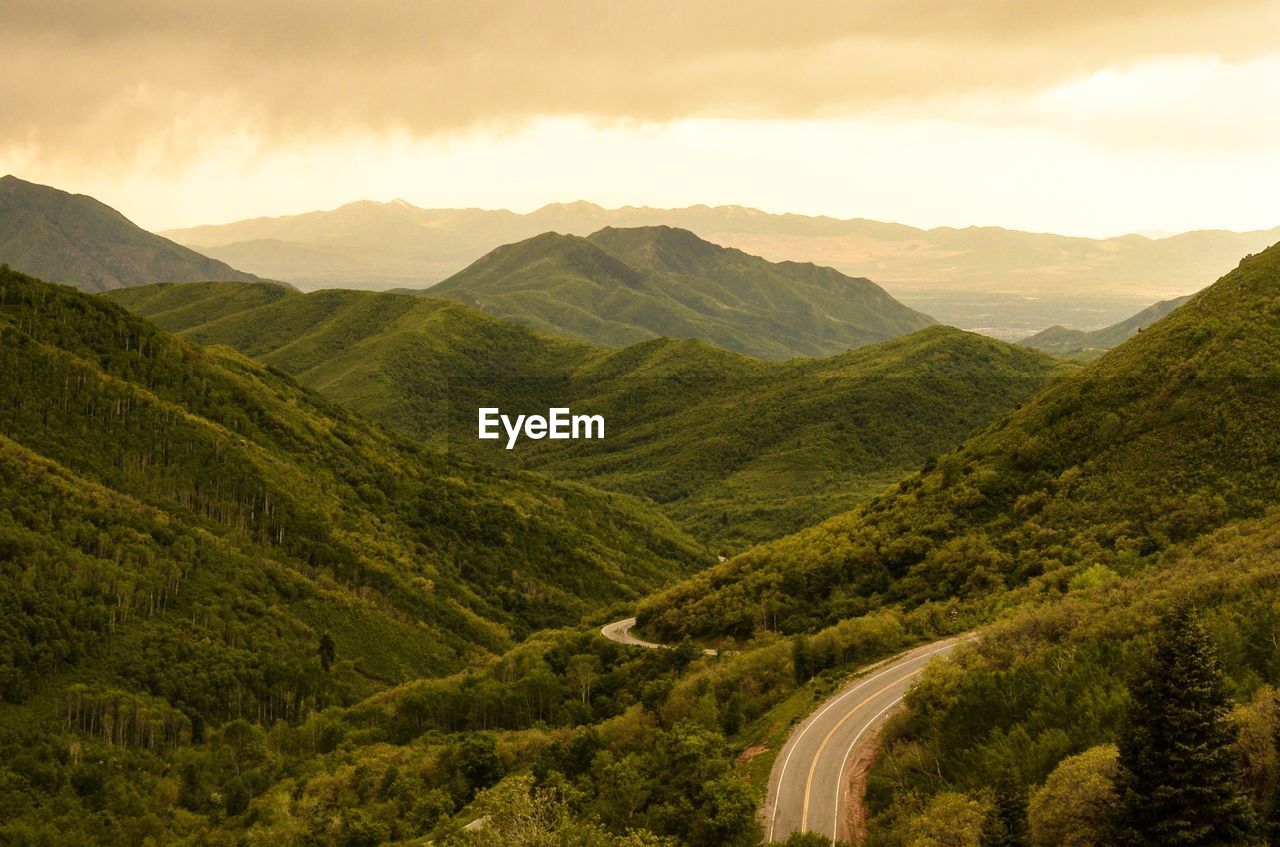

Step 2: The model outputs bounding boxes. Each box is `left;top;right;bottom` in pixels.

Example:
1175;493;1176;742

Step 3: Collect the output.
0;175;259;292
1020;293;1197;360
161;197;1280;333
428;225;935;359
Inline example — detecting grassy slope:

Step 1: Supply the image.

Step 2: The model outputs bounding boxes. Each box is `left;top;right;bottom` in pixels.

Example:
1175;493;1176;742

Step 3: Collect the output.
0;175;259;292
638;244;1280;640
0;266;708;722
109;283;1066;551
428;225;935;360
1020;293;1196;360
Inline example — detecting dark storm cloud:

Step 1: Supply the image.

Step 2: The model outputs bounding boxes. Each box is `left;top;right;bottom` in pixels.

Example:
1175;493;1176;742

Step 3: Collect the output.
3;0;1276;164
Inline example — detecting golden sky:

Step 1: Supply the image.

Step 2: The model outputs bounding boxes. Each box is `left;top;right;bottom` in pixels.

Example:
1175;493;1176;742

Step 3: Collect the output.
3;0;1278;235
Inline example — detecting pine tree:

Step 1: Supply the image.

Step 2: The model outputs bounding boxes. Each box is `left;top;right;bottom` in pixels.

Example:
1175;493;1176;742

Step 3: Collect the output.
985;766;1029;847
1116;606;1256;846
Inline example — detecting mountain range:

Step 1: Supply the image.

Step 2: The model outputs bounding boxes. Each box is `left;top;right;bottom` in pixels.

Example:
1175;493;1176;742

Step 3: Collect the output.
640;239;1280;640
427;225;935;359
162;197;1280;335
0;175;259;292
107;279;1064;550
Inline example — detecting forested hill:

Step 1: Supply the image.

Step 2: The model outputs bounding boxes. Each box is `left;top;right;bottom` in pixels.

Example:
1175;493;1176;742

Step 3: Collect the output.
638;244;1280;640
1020;293;1196;361
0;265;708;721
108;281;1066;550
0;175;261;292
426;225;935;359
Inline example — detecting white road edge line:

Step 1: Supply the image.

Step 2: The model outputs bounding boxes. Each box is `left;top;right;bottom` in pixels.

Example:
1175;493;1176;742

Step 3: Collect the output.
766;641;955;841
830;694;905;842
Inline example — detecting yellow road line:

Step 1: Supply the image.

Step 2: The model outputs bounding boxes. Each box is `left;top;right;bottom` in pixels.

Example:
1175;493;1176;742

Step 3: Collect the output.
799;668;922;831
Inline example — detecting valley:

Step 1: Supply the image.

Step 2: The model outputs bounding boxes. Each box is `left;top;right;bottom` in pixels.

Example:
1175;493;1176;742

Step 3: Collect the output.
0;180;1277;847
106;277;1066;551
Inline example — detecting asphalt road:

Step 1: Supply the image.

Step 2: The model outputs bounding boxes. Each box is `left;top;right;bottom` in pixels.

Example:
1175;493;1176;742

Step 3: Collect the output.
763;637;965;843
600;617;717;655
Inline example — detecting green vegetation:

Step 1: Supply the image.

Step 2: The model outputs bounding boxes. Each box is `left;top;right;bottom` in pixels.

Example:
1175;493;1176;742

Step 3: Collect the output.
0;263;707;712
1115;607;1255;846
1020;293;1195;361
108;281;1064;550
861;510;1280;846
639;243;1280;641
5;190;1278;847
429;225;935;359
0;176;260;292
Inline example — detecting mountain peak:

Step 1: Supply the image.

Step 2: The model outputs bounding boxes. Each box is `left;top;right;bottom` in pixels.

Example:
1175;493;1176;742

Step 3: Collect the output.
431;226;933;359
587;225;723;273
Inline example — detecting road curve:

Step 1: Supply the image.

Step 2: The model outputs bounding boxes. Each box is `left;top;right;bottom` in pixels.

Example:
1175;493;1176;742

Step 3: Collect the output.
600;617;717;655
763;636;965;843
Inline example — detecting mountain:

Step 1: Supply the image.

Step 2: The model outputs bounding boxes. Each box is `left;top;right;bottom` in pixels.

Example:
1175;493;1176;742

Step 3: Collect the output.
0;175;260;292
637;243;1280;640
161;198;1280;335
0;265;708;717
428;226;936;359
1020;293;1196;360
107;281;1065;551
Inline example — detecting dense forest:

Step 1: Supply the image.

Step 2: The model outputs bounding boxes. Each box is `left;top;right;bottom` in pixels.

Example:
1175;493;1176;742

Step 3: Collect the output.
0;265;742;844
638;243;1280;642
108;281;1066;550
864;510;1280;846
3;238;1279;846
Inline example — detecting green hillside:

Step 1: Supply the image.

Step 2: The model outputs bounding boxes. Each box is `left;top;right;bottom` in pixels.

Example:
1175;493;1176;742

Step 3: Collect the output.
427;225;936;359
868;508;1280;844
0;175;260;292
0;265;708;719
1020;292;1196;360
108;282;1065;550
638;242;1280;640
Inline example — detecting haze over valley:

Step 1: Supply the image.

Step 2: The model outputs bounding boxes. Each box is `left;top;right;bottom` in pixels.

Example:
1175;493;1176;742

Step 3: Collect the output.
163;198;1280;337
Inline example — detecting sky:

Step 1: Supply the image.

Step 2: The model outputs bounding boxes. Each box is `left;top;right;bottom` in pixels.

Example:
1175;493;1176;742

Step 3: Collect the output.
2;0;1279;236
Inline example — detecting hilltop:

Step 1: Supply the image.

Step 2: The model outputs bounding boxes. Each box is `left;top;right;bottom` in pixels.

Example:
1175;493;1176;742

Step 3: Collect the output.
0;266;708;715
108;281;1065;550
0;175;259;291
1020;293;1196;360
428;225;935;359
639;243;1280;640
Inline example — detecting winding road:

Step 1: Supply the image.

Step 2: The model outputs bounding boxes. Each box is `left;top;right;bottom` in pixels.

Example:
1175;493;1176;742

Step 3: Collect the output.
600;617;718;655
763;637;965;843
601;618;965;842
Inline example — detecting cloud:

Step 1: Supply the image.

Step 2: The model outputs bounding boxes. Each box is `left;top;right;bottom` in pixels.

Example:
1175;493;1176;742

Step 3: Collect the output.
4;0;1278;166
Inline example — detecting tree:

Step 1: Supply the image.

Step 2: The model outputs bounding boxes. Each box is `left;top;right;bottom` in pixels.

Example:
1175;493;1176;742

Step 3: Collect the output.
567;654;602;706
908;791;992;847
986;766;1029;847
1115;607;1256;846
318;633;335;672
1028;745;1120;847
458;733;504;792
793;635;814;683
